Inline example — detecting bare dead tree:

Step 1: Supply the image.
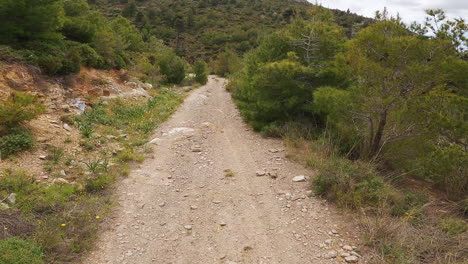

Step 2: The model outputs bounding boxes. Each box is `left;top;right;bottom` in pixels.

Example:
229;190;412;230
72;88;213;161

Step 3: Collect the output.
290;30;320;67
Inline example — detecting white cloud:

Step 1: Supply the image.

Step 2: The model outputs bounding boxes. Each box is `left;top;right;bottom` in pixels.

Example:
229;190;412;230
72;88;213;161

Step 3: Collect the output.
314;0;468;23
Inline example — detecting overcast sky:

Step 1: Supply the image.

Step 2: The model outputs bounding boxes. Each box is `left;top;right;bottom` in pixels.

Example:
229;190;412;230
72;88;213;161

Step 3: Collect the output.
313;0;468;23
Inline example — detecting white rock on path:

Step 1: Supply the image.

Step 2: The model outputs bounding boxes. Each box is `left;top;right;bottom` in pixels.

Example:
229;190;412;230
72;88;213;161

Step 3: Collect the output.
345;255;359;263
324;250;337;259
256;171;266;176
6;193;16;204
191;145;202;152
0;202;10;210
343;245;353;251
149;138;162;145
292;175;306;182
63;123;71;131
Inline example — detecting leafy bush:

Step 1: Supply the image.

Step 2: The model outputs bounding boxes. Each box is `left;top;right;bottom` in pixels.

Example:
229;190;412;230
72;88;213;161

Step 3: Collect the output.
0;127;34;158
158;53;186;84
0;237;44;264
85;174;115;193
193;59;208;84
439;217;467;235
0;92;45;131
0;0;64;44
312;157;390;209
210;50;242;77
413;145;468;201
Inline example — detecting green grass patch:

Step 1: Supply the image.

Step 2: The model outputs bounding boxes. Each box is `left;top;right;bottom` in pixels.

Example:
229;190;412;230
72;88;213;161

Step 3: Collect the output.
0;237;44;264
312;157;390;209
0;127;34;158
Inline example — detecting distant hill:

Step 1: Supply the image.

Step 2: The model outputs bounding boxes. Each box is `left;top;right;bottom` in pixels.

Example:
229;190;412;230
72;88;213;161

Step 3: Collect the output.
91;0;373;62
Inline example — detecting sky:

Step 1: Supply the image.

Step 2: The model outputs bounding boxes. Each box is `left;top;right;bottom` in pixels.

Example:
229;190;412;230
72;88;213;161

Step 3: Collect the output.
313;0;468;23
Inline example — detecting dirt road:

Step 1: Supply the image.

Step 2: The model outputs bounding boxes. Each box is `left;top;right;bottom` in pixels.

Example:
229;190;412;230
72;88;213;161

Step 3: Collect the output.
86;77;363;264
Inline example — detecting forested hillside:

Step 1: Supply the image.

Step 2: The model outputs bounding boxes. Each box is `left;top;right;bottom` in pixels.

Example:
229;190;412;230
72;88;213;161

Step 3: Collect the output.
0;0;186;84
92;0;373;61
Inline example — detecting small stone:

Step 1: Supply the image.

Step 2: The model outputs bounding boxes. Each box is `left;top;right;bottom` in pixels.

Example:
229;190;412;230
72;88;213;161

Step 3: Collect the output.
63;123;71;131
6;193;16;204
60;170;66;176
340;252;351;257
345;256;359;263
37;137;48;143
53;178;70;184
190;205;198;210
325;239;333;245
268;149;279;153
159;202;166;207
256;170;266;176
219;221;227;226
191;145;202;152
343;245;353;251
324;250;337;259
331;229;339;234
268;171;278;179
212;200;221;204
106;135;116;140
184;225;192;230
39;155;47;160
0;202;10;210
292;175;306;182
149;138;161;145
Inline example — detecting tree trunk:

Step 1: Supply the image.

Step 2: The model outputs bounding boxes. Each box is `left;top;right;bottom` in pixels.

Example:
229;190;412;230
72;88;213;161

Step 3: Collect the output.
369;109;388;159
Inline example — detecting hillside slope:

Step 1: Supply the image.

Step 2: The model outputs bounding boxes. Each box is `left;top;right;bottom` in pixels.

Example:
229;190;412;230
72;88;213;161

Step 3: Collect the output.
92;0;373;61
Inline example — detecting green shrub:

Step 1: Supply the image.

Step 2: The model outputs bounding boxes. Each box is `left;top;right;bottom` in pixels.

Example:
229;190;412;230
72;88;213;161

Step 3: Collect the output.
158;53;186;84
85;174;115;193
25;184;78;214
0;127;34;158
115;55;127;69
193;59;208;85
211;50;242;77
0;237;44;264
414;145;468;201
115;149;144;163
0;45;24;62
35;54;64;75
312;157;389;209
390;192;429;218
0;170;33;195
0;92;46;131
440;217;467;235
0;170;78;214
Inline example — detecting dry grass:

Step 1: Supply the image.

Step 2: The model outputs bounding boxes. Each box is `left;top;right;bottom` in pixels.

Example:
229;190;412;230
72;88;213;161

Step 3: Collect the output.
284;136;468;264
0;210;33;240
224;169;235;177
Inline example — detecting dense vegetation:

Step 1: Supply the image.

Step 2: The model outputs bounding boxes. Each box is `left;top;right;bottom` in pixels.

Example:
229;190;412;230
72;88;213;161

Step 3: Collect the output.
92;0;372;62
230;7;467;262
0;0;193;84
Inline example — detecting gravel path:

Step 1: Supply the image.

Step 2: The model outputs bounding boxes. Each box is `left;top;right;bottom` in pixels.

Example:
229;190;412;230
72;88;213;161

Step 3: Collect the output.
85;76;364;264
